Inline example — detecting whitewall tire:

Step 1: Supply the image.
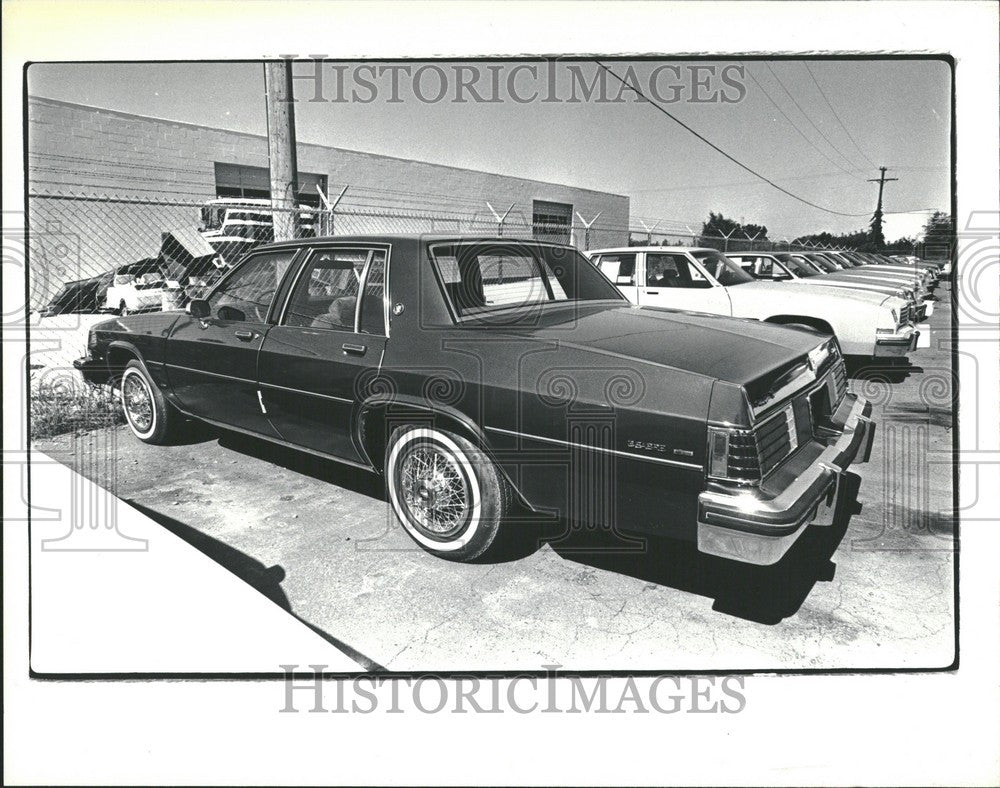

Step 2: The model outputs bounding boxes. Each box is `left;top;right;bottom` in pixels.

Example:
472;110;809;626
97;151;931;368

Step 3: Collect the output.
120;360;178;445
386;426;511;562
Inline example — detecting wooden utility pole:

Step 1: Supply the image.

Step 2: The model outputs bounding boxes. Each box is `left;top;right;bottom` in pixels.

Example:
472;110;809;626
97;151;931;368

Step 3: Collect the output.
867;166;898;248
264;61;299;241
868;166;898;214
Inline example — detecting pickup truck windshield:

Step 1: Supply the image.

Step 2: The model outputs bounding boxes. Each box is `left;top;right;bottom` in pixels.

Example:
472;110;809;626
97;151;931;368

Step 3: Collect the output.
691;249;754;286
430;242;624;319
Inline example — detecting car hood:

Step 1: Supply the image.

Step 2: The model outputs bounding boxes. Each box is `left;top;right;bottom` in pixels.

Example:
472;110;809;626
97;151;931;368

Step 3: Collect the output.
496;302;823;387
730;280;890;306
823;269;919;283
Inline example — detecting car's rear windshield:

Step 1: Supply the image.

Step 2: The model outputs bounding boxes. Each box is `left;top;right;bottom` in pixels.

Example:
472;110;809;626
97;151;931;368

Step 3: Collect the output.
429;241;624;319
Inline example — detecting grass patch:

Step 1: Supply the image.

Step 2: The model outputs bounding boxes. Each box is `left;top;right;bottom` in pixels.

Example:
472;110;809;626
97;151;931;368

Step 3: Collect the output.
30;371;124;440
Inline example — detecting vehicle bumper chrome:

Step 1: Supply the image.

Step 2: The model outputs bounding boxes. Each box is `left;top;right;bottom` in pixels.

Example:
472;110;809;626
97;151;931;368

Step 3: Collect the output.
874;325;919;357
73;355;110;385
697;394;875;566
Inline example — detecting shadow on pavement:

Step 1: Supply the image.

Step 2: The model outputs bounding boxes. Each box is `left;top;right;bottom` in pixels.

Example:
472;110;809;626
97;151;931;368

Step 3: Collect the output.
846;358;922;383
213;430;385;500
545;473;863;625
127;500;384;671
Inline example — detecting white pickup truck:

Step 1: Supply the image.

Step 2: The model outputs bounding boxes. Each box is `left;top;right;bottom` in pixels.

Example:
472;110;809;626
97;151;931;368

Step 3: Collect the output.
589;246;919;360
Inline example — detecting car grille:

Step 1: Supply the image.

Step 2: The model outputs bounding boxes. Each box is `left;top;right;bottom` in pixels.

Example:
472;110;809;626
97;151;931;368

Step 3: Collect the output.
899;303;911;326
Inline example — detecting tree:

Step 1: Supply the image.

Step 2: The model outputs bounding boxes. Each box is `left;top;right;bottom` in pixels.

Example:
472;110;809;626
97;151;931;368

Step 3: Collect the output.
869;208;886;250
701;212;768;241
921;211;953;243
920;211;953;259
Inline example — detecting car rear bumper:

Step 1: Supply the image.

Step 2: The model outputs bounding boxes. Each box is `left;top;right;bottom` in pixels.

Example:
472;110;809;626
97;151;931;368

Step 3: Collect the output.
697;394;875;566
874;325;919;357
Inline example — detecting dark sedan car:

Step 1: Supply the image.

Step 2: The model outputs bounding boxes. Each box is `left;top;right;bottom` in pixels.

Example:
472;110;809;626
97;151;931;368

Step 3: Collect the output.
75;235;875;566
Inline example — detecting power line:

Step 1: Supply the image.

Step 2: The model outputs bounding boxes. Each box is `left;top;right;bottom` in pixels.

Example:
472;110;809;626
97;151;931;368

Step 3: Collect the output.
595;61;870;218
764;63;869;176
746;68;866;182
802;62;878;169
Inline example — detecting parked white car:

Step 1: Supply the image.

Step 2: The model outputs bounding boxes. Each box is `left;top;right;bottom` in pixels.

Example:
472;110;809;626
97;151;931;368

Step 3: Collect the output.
725;252;931;320
589;246;919;359
104;259;166;315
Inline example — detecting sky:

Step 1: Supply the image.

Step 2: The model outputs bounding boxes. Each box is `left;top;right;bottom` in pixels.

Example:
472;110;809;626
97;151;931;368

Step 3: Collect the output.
27;59;951;241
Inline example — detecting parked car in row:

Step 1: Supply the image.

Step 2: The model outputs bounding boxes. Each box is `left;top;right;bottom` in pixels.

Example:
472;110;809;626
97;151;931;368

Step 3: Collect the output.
589;246;919;359
76;235;875;567
725;252;928;322
796;252;934;315
104;258;168;315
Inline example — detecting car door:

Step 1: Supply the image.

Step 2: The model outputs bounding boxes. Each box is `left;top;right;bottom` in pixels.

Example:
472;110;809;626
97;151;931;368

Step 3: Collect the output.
256;244;389;466
593;252;639;303
165;248;299;434
638;252;731;315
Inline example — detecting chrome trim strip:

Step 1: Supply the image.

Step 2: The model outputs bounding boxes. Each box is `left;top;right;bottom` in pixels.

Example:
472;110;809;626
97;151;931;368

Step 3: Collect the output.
484;425;703;470
166;363;256;385
258;380;355;404
354;249;375;334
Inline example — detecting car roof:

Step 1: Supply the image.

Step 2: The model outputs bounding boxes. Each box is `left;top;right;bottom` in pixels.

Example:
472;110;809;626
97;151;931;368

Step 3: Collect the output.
589;246;715;254
262;234;579;251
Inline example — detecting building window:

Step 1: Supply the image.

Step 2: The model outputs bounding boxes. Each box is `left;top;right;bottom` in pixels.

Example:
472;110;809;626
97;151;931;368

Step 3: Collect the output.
533;200;573;244
214;163;328;207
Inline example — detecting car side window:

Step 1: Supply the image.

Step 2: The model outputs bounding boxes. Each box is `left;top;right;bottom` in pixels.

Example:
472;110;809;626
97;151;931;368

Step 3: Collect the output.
756;257;773;277
597;253;636;286
283;248;387;334
207;250;296;322
646;254;712;289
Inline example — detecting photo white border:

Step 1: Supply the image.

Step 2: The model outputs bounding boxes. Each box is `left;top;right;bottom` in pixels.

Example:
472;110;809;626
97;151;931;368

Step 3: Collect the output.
4;1;998;785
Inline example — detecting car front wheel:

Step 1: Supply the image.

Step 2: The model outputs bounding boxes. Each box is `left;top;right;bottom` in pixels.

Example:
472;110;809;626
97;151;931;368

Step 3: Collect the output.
120;360;179;444
385;426;511;562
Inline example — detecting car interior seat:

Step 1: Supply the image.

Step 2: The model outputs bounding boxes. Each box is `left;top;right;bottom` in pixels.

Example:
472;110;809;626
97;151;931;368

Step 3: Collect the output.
311;295;356;330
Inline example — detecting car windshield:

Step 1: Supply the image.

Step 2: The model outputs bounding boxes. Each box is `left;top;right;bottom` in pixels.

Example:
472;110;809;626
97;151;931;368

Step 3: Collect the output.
807;254;840;273
827;253;857;268
690;249;754;286
430;241;624;320
776;254;820;277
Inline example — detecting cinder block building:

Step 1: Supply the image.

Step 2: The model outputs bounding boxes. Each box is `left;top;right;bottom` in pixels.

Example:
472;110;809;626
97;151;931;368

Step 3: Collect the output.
27;96;629;307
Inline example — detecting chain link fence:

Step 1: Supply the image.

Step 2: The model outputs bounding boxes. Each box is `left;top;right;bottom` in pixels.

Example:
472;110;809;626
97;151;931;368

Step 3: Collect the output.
27;189;638;314
27;187;953;315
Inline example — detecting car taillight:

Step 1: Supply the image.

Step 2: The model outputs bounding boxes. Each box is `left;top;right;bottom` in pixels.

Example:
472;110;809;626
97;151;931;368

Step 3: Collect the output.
707;426;760;483
709;428;729;477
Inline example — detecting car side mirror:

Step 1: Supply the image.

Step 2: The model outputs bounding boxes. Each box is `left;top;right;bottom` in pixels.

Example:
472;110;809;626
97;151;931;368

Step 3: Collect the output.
187;298;210;318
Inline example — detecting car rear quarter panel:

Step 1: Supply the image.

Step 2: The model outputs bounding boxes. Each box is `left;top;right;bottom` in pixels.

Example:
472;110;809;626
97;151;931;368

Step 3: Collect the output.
378;241;715;541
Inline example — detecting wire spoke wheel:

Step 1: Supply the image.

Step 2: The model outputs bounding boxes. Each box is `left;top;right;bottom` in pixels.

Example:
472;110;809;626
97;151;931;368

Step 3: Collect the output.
398;441;472;540
122;372;154;434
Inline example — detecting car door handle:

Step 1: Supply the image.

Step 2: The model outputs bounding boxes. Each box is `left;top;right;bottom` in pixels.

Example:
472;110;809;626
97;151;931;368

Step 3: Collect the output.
234;329;255;341
342;343;367;356
645;290;660;295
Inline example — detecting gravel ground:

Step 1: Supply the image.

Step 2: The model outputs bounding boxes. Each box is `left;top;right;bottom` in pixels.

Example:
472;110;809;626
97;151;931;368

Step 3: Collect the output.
34;284;956;672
